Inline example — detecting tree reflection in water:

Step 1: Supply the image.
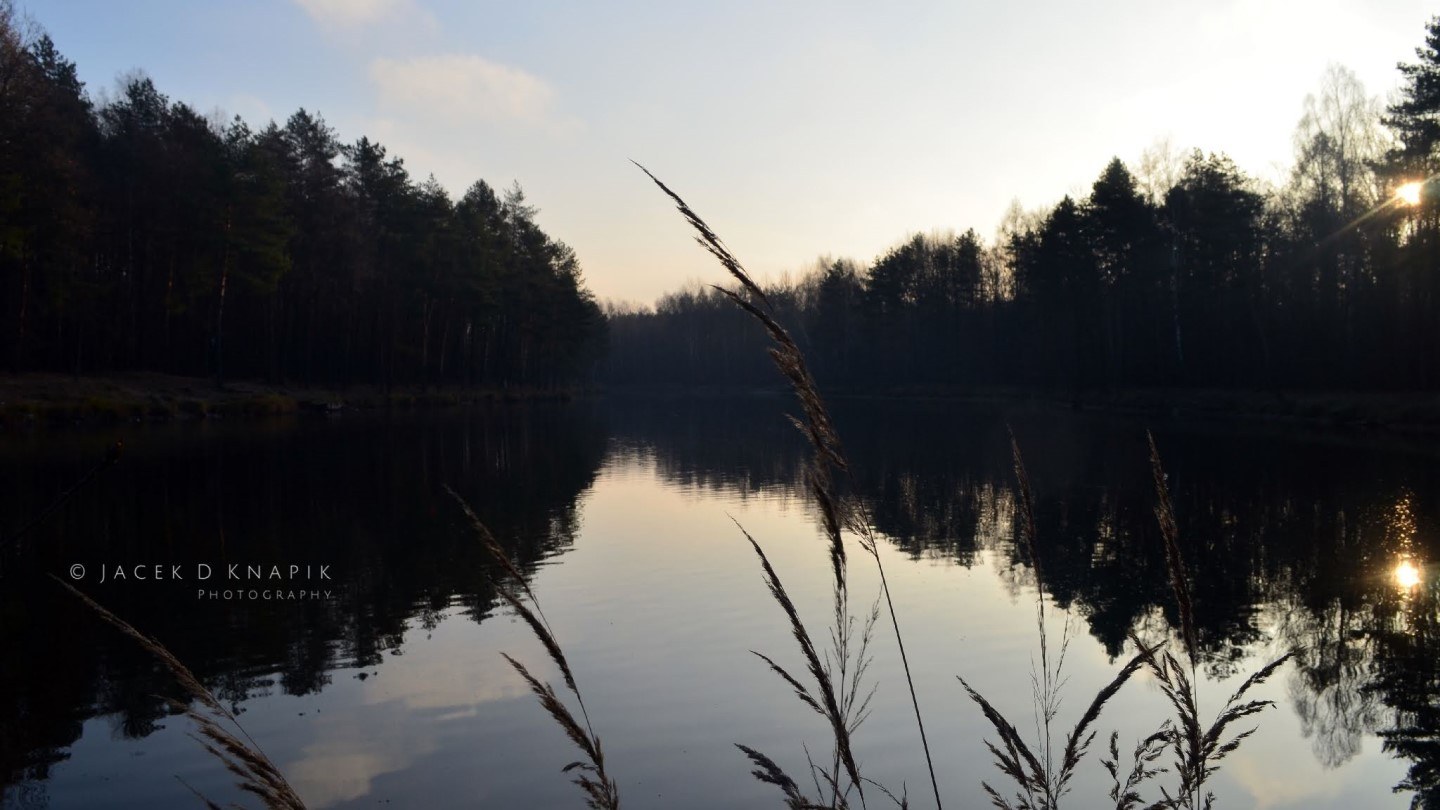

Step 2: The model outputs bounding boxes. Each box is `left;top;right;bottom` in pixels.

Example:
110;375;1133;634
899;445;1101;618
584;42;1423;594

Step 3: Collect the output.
2;397;1439;805
609;396;1440;803
0;405;609;798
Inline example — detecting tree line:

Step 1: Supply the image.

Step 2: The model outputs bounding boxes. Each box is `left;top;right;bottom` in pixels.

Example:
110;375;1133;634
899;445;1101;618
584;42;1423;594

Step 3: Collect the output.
0;4;603;390
605;19;1440;395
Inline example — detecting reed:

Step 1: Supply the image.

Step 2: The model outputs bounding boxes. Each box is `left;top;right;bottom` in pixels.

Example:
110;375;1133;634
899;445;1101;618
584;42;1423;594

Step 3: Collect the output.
1101;730;1168;810
636;168;1293;810
957;436;1156;810
637;161;932;809
445;485;620;810
1139;432;1295;810
736;512;883;808
54;578;307;810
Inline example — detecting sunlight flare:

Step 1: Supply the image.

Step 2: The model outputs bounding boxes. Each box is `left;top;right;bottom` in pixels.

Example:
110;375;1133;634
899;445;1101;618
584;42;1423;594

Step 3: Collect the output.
1395;558;1422;590
1397;182;1424;206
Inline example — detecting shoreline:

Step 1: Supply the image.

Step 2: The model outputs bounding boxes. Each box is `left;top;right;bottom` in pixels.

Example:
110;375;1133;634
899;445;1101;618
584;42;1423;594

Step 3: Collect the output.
0;373;576;429
837;384;1440;432
604;382;1440;434
6;373;1440;434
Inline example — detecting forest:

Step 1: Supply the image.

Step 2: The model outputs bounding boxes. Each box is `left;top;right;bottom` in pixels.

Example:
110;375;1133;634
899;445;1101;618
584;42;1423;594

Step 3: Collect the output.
605;19;1440;395
0;4;604;391
8;9;1440;399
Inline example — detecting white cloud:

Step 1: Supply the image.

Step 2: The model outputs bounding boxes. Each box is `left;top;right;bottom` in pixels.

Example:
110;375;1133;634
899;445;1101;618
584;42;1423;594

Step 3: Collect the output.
370;54;563;129
286;699;439;806
294;0;409;27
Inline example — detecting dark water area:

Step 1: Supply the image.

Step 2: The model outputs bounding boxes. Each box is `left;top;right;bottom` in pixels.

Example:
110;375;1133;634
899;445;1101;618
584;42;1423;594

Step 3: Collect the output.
1;397;1437;808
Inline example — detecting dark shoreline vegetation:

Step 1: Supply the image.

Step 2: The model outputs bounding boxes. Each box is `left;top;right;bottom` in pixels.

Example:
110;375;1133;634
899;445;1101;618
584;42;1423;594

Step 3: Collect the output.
603;31;1440;406
10;372;1440;435
0;1;603;395
0;372;577;428
7;11;1440;420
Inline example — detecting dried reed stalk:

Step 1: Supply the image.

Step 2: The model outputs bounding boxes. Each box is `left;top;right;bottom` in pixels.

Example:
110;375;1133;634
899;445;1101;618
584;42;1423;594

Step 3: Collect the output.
1142;433;1294;810
637;161;940;810
1100;730;1168;810
445;486;620;810
55;578;307;809
1130;641;1292;810
1146;432;1196;664
739;521;868;805
958;433;1157;809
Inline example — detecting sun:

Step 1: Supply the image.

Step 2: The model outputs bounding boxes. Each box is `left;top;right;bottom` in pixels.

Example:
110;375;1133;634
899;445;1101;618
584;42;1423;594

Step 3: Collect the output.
1397;182;1424;205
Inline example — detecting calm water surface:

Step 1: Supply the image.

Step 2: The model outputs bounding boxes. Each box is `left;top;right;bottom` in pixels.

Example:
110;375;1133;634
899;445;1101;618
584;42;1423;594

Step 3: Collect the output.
2;396;1437;808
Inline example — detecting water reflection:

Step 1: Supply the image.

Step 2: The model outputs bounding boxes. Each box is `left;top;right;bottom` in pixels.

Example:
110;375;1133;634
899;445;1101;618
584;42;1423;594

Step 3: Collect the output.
607;395;1440;800
1396;559;1423;591
1;397;1438;807
0;405;608;803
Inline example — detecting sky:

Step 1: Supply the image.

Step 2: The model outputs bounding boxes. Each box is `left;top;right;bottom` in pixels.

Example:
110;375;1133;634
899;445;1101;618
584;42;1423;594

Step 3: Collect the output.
22;0;1438;304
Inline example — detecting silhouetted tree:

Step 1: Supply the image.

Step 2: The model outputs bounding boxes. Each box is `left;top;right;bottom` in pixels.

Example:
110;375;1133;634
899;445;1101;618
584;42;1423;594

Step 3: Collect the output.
0;13;602;390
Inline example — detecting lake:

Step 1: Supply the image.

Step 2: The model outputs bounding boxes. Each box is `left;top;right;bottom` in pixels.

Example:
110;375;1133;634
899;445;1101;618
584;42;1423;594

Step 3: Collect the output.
1;396;1436;808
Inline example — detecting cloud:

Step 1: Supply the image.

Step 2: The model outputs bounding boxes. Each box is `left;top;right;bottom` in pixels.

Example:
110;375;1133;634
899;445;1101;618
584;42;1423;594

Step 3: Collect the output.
370;54;565;130
294;0;426;29
286;700;440;806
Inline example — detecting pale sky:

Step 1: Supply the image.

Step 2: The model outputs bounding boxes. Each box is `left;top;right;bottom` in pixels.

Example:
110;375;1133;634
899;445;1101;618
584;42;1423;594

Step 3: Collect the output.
24;0;1436;304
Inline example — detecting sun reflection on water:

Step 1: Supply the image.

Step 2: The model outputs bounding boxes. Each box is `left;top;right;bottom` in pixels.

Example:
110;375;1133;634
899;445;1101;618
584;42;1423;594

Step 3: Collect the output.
1395;558;1423;591
1387;491;1424;597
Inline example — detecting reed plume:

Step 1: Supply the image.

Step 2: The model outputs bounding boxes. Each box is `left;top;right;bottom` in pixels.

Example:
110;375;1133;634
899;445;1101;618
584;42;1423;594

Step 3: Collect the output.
739;519;875;807
958;437;1155;809
637;162;933;808
55;578;307;810
1130;641;1293;810
446;486;620;810
1147;433;1196;663
1141;433;1294;810
737;743;819;809
634;164;1293;810
1100;730;1168;810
